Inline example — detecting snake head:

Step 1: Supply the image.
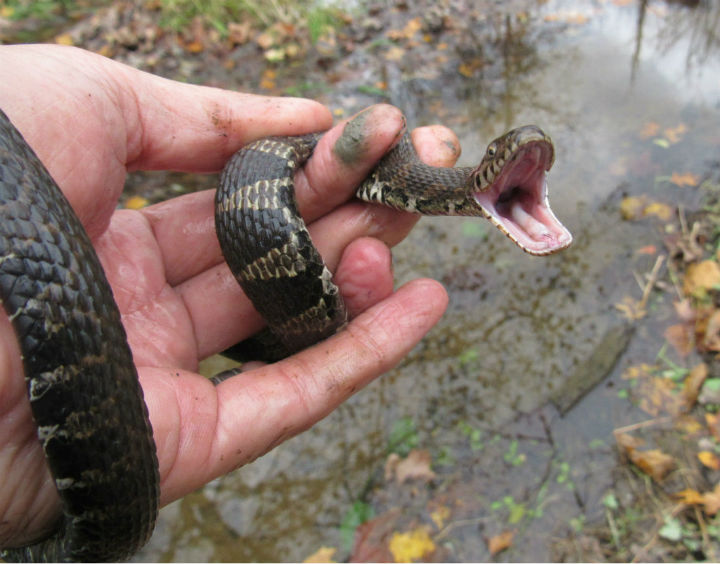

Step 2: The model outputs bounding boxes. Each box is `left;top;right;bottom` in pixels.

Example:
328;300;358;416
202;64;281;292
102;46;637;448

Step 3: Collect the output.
470;125;572;255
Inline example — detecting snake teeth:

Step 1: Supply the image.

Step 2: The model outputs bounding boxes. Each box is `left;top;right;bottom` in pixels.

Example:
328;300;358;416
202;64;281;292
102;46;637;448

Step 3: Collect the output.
473;140;572;256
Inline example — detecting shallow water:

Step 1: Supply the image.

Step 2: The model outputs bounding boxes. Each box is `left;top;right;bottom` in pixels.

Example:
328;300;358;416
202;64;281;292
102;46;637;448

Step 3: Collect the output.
133;1;720;561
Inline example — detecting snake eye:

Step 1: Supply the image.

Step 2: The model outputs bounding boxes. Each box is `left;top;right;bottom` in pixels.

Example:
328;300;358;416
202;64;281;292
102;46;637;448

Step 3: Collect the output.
486;143;497;157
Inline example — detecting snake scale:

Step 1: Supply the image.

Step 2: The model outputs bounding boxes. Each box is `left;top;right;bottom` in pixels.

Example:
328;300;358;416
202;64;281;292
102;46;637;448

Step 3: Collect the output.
0;107;571;561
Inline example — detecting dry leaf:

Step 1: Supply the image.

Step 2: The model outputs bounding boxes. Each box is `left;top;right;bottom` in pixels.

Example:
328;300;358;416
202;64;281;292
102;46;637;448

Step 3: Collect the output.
683;260;720;297
702;483;720;515
700;309;720;352
388;527;435;563
620;196;646;220
675;488;705;505
303;546;337;563
639;121;660;139
631;448;676;481
706;413;720;441
664;124;687;144
698;451;720;470
388;449;436;484
670;171;700;187
664;323;694;357
384;46;406;61
429;505;451;530
682;363;708;409
488;530;514;556
615;295;646;320
350;509;401;563
643;202;673;220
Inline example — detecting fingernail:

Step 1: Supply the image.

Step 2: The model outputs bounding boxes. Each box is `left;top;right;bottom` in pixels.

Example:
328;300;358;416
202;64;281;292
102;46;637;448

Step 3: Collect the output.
333;105;405;166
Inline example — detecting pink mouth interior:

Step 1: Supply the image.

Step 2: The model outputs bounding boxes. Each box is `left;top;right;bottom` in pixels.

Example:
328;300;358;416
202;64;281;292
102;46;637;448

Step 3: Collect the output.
474;142;572;255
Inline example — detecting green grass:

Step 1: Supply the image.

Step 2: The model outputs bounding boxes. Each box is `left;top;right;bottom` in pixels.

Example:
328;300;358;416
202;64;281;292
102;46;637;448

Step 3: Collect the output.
157;0;345;41
1;0;94;20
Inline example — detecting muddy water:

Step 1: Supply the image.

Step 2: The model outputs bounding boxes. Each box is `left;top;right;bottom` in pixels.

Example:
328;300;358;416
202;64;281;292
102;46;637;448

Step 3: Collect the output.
134;1;720;561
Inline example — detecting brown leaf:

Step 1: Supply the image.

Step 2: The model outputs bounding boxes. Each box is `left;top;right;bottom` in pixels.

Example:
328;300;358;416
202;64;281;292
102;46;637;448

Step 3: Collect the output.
670;171;700;187
706;413;720;441
682;363;708;410
700;309;720;352
630;448;676;482
390;449;436;484
664;323;694;357
488;530;514;556
703;483;720;515
350;509;401;563
639;121;660;139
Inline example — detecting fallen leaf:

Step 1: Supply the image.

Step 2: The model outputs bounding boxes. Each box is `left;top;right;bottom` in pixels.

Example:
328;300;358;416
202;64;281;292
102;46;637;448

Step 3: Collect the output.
615;295;646;320
124;195;149;210
639;121;660;139
384;46;406;61
706;413;720;441
630;448;676;482
699;309;720;352
682;363;708;409
620;196;646;220
675;488;706;505
487;530;514;556
664;323;694;357
350;509;400;563
670;171;700;187
429;505;451;530
702;483;720;515
389;449;436;484
388;527;435;563
304;546;337;563
664;124;687;144
698;451;720;470
643;201;673;221
55;33;74;46
637;245;658;255
683;260;720;298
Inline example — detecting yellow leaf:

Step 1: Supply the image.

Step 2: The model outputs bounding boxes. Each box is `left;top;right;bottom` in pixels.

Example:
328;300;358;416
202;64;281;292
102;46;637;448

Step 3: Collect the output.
124;195;149;210
55;33;74;46
698;451;720;470
682;363;708;409
488;530;514;556
388;528;435;563
619;196;646;220
683;260;720;297
670;171;700;187
303;546;336;563
430;505;451;529
643;202;673;220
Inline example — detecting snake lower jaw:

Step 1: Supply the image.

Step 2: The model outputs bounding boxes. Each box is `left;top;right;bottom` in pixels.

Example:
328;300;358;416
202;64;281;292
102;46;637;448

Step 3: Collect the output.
473;144;572;256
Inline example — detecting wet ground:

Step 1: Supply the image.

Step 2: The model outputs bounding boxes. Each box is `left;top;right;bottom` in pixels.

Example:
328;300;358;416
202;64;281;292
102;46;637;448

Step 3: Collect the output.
4;0;720;561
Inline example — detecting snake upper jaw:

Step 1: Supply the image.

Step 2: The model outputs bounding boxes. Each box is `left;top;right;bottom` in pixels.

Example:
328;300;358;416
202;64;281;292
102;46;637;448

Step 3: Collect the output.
472;140;573;256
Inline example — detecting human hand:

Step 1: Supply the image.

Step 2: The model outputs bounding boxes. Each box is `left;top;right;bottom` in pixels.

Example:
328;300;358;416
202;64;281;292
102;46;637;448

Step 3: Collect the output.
0;44;454;547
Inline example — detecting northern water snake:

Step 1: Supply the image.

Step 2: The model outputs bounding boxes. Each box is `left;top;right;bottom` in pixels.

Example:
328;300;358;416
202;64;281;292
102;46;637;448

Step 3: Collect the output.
0;110;571;561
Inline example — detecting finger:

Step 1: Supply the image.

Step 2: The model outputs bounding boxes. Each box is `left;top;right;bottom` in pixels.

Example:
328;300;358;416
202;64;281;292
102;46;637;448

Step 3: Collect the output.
142;278;449;505
120;66;333;172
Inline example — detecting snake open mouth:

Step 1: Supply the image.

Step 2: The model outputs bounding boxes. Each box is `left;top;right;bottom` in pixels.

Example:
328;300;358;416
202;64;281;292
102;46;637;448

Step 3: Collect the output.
473;141;572;255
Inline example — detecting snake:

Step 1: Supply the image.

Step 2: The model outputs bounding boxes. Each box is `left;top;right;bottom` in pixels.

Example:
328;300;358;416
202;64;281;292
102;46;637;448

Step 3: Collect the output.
0;107;571;561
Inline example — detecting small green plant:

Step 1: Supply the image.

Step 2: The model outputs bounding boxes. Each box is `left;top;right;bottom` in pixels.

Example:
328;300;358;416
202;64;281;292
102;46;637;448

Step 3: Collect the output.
388;416;419;456
340;500;374;551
